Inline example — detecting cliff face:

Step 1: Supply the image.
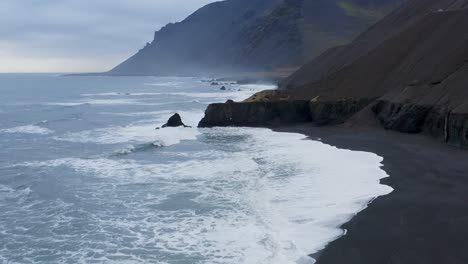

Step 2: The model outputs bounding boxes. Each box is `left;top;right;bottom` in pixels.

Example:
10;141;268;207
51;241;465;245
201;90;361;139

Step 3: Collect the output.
199;92;375;127
198;100;312;127
200;0;468;148
109;0;403;76
284;0;468;147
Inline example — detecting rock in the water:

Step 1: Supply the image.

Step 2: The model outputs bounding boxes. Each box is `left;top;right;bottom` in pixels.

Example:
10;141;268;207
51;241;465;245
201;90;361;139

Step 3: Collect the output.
226;99;234;104
162;113;191;128
220;86;227;90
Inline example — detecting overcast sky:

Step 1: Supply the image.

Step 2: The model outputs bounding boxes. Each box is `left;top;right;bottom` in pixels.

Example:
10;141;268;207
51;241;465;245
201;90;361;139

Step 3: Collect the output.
0;0;217;73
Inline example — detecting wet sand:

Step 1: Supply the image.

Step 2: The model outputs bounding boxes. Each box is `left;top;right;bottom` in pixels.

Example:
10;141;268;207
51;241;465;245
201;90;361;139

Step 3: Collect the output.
275;125;468;264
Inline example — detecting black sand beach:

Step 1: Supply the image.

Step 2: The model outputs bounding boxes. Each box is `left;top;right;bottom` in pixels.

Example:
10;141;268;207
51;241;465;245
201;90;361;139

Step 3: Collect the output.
275;125;468;264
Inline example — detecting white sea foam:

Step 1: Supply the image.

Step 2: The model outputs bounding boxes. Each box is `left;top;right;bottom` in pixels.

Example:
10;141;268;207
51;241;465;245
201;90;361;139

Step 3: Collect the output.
55;125;201;146
79;82;275;105
54;110;204;146
18;127;391;264
144;81;186;87
81;92;127;97
46;98;149;106
142;85;273;103
1;77;390;263
0;184;32;203
0;124;54;135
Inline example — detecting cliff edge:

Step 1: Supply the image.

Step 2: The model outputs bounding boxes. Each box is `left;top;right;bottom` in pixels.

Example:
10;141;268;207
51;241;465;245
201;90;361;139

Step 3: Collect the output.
199;0;468;148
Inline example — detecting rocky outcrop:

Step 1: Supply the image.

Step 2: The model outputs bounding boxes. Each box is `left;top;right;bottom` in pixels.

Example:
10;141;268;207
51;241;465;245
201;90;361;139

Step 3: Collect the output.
310;98;374;125
372;100;433;133
372;100;468;147
198;101;311;127
198;94;373;128
162;113;191;128
199;94;468;147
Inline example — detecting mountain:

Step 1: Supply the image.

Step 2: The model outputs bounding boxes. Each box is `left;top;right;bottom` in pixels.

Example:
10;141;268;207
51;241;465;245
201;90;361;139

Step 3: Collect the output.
282;0;468;146
282;0;468;89
199;0;468;148
108;0;403;76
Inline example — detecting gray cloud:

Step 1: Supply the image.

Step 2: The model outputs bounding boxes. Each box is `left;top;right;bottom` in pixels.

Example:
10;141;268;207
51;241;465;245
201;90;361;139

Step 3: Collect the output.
0;0;217;72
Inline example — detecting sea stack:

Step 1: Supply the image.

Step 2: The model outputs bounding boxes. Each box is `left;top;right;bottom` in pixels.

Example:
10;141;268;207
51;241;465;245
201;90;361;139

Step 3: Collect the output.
162;113;191;128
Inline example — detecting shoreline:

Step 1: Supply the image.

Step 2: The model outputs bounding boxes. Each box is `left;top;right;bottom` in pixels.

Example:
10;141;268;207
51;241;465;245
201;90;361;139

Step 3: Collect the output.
273;124;468;263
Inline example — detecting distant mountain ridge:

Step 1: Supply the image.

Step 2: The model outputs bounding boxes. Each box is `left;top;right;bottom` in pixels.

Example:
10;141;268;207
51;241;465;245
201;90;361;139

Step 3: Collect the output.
109;0;403;76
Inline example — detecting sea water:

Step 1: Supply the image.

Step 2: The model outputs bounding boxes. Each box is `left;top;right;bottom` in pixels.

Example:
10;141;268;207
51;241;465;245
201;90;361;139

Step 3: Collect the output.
0;74;392;264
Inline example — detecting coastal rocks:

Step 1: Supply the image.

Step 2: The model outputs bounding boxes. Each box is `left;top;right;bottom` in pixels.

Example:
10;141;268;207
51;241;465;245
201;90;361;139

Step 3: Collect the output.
220;86;227;91
161;113;191;128
198;94;373;128
446;111;468;147
199;96;468;147
244;90;290;102
198;101;311;127
373;100;468;147
309;98;374;125
372;100;432;133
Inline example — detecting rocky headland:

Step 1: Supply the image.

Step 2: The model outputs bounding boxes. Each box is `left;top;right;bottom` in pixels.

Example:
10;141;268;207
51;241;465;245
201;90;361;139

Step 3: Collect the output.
199;0;468;148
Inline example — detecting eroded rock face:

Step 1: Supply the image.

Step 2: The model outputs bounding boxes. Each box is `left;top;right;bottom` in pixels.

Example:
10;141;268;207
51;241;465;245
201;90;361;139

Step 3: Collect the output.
198;98;374;128
310;98;374;126
373;100;468;147
198;101;311;127
372;100;433;133
446;112;468;147
198;92;468;147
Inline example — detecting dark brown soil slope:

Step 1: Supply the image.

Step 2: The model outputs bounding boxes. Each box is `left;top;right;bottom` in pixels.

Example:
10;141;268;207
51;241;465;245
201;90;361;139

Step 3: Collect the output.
278;0;468;147
283;0;468;87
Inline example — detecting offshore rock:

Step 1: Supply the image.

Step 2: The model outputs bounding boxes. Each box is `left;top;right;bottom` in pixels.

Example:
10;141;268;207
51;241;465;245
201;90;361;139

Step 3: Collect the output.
162;113;191;128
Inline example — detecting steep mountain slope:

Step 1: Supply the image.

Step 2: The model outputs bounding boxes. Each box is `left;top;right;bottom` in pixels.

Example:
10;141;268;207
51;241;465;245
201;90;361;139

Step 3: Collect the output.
109;0;403;76
200;0;468;147
280;0;468;146
283;0;468;87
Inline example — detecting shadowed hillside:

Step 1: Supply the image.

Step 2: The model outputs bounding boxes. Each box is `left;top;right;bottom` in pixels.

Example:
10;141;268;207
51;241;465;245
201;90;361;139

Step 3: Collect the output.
281;0;468;147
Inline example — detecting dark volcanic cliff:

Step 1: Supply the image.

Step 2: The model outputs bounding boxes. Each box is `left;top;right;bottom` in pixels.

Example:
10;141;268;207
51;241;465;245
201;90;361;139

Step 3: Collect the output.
200;0;468;148
109;0;403;76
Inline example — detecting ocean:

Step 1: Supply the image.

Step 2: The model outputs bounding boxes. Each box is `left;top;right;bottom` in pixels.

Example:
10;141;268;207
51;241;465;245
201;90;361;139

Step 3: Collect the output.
0;74;392;264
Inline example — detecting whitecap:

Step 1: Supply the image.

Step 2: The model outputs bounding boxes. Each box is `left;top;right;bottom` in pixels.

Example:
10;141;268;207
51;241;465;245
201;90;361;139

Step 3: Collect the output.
55;111;204;146
0;124;54;135
54;122;201;146
20;127;391;264
46;98;149;107
112;142;162;156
